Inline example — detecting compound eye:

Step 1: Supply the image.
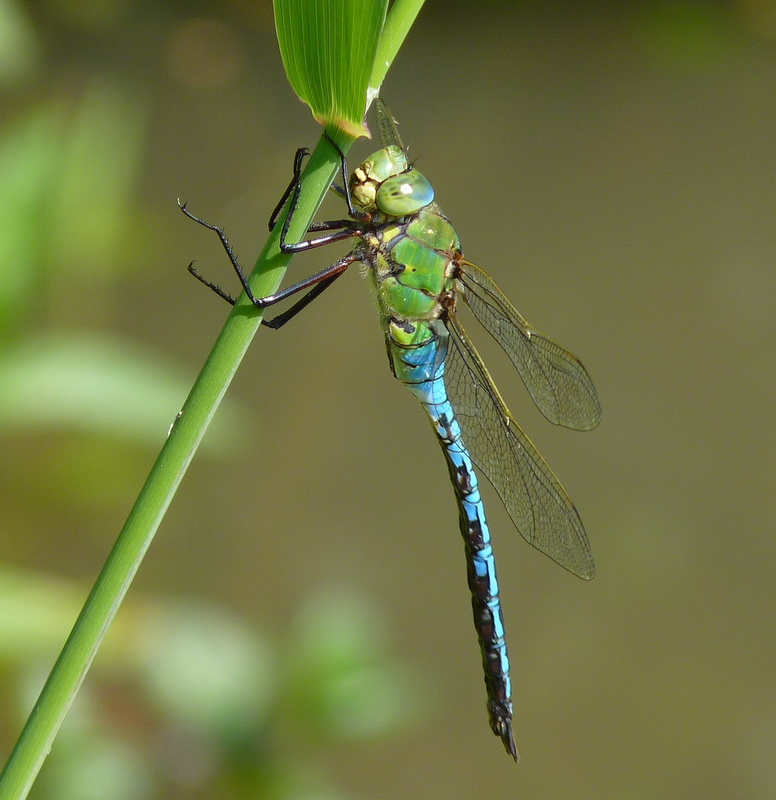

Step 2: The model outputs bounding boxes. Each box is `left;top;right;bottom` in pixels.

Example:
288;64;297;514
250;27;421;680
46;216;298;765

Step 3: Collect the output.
376;170;434;216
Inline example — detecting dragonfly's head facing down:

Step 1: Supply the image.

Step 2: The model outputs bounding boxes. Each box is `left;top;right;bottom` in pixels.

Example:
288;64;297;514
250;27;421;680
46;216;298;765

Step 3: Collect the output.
350;145;434;218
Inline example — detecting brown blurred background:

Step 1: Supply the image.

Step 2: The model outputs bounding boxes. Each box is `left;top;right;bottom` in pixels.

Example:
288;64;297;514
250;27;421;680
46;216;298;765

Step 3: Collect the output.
1;1;775;798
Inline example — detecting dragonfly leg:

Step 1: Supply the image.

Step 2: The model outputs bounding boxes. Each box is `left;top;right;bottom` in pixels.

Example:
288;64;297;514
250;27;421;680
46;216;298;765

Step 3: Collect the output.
187;261;237;305
180;201;261;305
267;147;309;232
322;132;366;220
265;145;350;252
249;251;359;311
261;269;346;329
329;182;347;200
274;136;364;254
181;201;360;324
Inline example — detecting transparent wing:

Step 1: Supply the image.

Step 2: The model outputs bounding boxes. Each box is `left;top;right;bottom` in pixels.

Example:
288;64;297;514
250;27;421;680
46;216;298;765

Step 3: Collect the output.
458;260;601;431
444;316;595;579
375;98;403;150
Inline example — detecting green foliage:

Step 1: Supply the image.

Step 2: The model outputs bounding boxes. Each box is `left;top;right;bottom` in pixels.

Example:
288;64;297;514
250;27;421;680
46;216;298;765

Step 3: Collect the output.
274;0;388;137
0;84;247;451
0;2;425;797
287;588;420;741
0;0;40;85
0;568;416;800
0;334;242;451
634;0;743;70
0;79;146;330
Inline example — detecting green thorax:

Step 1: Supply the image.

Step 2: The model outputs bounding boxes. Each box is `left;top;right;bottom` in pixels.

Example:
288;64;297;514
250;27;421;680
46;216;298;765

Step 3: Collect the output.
350;146;462;346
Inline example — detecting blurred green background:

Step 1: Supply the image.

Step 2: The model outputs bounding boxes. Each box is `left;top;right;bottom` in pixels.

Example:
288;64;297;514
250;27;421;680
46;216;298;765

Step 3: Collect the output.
1;1;776;798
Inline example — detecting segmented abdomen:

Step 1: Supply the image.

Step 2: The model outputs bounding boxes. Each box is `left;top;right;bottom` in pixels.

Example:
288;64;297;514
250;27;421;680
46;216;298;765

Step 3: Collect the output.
388;322;518;760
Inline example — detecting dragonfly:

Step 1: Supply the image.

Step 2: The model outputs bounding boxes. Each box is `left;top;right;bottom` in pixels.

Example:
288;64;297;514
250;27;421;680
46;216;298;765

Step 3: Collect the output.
182;100;601;761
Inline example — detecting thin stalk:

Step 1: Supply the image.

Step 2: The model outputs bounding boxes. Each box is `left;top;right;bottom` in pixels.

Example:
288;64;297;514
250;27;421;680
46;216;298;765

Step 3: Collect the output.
370;0;426;92
0;129;355;800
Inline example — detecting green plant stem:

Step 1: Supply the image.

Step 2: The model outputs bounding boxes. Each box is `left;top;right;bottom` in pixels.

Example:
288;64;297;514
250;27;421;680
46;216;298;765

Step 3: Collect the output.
0;129;355;800
370;0;426;92
0;0;428;788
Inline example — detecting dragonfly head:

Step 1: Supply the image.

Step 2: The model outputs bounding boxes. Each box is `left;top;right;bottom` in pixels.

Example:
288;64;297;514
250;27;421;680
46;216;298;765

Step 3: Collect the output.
350;145;434;217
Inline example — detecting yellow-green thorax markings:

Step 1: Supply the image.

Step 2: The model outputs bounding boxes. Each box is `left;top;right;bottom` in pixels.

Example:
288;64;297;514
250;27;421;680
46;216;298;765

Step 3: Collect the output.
340;122;599;759
346;136;523;759
186;100;600;761
350;145;459;336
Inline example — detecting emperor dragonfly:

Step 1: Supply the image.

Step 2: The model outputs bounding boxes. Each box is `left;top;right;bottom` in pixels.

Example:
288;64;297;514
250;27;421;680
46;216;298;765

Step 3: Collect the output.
182;101;601;760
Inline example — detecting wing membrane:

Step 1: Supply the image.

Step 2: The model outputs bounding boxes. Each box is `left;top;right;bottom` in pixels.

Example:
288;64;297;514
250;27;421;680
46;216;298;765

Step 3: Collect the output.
375;98;403;150
459;261;601;431
444;317;595;579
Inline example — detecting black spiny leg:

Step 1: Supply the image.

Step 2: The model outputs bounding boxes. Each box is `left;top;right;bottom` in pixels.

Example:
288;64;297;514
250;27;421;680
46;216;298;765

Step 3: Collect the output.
261;269;346;330
187;261;237;305
322;131;365;220
180;202;257;305
181;134;372;326
180;202;359;328
268;147;309;233
271;134;365;255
